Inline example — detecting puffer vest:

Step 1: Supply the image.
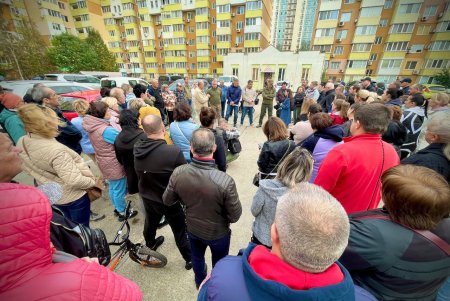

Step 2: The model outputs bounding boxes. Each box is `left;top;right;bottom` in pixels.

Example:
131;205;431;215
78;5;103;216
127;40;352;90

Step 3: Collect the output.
83;115;125;180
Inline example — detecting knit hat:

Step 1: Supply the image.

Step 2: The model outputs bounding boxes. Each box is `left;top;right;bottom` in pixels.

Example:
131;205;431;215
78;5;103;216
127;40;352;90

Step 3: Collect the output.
357;89;370;100
1;93;22;109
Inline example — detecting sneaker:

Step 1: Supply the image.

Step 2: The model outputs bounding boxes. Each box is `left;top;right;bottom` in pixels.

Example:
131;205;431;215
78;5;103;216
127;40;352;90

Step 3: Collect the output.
148;236;165;251
158;216;169;229
256;124;262;128
90;211;105;222
117;209;138;222
185;261;193;270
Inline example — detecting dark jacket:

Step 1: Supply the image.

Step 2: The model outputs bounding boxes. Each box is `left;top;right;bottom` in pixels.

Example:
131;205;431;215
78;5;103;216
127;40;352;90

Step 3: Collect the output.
198;243;376;301
385;98;401;106
114;126;147;194
294;92;305;107
174;89;186;103
147;85;164;109
340;209;450;301
402;143;450;183
54;108;82;154
321;89;335;113
163;158;241;240
257;140;296;174
202;127;227;172
134;138;186;203
382;120;407;157
402;86;411;96
365;84;376;93
227;85;242;105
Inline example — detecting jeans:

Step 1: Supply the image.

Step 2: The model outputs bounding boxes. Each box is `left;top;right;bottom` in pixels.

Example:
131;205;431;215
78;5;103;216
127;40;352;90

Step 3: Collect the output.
108;177;127;214
55;193;90;227
188;231;231;287
437;277;450;301
221;101;226;118
142;199;191;262
259;103;273;126
241;107;254;125
225;105;239;126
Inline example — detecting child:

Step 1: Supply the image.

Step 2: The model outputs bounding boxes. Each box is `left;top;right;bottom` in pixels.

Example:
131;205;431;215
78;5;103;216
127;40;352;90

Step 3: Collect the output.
330;98;350;125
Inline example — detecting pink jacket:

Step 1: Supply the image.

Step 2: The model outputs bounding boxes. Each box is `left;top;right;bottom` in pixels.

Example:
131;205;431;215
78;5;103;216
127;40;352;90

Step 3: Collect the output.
0;183;143;301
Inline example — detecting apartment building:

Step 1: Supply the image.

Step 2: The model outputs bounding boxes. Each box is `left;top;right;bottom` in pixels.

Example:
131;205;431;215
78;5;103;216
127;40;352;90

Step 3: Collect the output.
311;0;450;84
100;0;272;79
271;0;318;51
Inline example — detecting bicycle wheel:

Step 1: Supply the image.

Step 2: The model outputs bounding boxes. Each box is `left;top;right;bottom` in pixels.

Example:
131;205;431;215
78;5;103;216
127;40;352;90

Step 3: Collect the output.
129;243;167;268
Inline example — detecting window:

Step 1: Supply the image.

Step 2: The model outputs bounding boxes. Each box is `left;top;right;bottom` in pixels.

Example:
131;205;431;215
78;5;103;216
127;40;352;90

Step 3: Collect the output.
405;61;418;69
344;0;354;3
399;3;421;14
410;44;424;52
198;62;209;69
390;23;414;34
58;2;65;9
217;48;229;55
319;10;338;20
355;26;376;35
374;36;382;44
385;41;408;51
126;28;135;35
430;40;450;51
418;76;435;84
384;0;393;9
347;60;367;68
360;7;382;17
244;33;260;40
108;30;115;37
237;6;245;15
217;4;230;13
197;50;209;57
188;26;194;33
337;30;347;39
334;46;343;54
196;36;210;44
217;34;230;42
315;28;335;37
195;7;208;15
425;59;450;69
352;43;372;52
245;18;259;26
331;62;340;69
301;67;310;81
380;59;402;68
252;68;259;81
232;68;238;77
102;5;111;13
246;1;262;11
217;20;230;28
122;3;134;10
370;53;377;61
424;5;437;17
236;21;243;30
236;36;244;44
196;22;209;30
312;45;332;52
52;23;61;31
436;21;450;32
278;68;286;81
379;19;388;27
340;12;351;22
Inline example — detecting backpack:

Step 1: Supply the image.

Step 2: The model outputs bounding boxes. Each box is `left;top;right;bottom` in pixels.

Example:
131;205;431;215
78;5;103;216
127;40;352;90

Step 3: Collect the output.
50;206;111;266
228;138;242;154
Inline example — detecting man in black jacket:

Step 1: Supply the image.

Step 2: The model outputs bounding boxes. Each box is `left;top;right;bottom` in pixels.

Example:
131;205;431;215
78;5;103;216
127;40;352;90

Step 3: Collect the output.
163;128;242;288
134;114;191;268
361;77;377;93
147;79;165;120
32;86;82;154
320;82;336;113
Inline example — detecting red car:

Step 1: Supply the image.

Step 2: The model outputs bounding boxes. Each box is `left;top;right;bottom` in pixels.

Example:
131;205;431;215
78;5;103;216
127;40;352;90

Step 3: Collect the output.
59;90;101;121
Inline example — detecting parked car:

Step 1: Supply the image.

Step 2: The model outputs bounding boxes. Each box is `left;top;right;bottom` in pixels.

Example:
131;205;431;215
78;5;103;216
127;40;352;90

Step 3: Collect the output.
422;84;448;99
218;75;238;87
59;90;101;121
0;80;95;99
44;74;101;89
158;75;182;86
168;79;210;92
100;77;149;88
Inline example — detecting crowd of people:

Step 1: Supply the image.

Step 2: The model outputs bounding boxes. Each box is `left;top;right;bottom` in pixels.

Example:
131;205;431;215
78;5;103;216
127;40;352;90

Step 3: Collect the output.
0;73;449;301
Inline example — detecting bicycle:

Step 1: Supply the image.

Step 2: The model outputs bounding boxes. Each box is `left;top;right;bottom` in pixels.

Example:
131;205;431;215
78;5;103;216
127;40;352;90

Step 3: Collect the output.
108;200;168;270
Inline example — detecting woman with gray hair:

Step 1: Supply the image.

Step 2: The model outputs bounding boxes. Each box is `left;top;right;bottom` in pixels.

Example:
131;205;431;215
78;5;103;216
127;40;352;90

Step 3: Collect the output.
251;147;314;248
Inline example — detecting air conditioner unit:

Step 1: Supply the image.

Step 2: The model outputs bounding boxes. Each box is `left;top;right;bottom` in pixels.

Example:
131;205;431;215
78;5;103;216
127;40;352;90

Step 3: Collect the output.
235;43;239;46
437;12;443;19
339;69;344;73
367;61;372;66
421;16;427;21
336;38;342;43
231;13;236;17
330;54;335;58
160;5;164;10
186;42;189;45
156;21;161;25
338;21;344;27
237;29;241;33
159;46;163;50
185;18;190;22
412;70;419;75
354;18;358;23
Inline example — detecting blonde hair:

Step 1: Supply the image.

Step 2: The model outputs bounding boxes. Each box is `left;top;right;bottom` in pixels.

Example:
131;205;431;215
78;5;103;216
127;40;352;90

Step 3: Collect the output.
102;97;118;109
18;104;62;138
427;114;450;160
333;99;350;119
128;98;145;111
430;92;450;107
300;98;316;115
276;148;313;188
72;99;90;116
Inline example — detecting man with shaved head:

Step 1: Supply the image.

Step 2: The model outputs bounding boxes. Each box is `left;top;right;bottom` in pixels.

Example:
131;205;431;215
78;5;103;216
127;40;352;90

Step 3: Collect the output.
133;114;192;268
110;87;126;109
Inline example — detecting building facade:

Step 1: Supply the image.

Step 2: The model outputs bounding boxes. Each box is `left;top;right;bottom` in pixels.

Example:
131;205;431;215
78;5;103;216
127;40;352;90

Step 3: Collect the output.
312;0;450;84
271;0;318;52
223;45;324;90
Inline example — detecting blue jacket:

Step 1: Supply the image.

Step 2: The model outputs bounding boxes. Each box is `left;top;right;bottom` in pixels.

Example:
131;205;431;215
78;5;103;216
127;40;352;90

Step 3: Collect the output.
385;98;401;106
221;86;228;103
227;85;242;105
169;120;199;162
71;116;95;154
198;243;375;301
279;97;291;126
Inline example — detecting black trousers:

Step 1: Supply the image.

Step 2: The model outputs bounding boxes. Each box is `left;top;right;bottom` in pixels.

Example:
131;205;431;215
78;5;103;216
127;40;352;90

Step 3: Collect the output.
142;198;191;262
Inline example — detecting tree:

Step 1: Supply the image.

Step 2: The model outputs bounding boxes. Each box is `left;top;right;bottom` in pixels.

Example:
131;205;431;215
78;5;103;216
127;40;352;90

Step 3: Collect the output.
85;30;118;71
48;33;98;73
0;21;55;79
434;69;450;88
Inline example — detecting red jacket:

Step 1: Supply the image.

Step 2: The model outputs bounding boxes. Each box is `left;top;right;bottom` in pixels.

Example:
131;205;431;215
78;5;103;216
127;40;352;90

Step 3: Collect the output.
314;134;399;213
0;183;142;301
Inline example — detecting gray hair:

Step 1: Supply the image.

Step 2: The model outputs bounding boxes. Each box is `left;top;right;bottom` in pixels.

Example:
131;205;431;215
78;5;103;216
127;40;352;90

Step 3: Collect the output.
191;128;215;157
427;114;450;160
31;86;51;104
276;148;313;188
275;183;350;273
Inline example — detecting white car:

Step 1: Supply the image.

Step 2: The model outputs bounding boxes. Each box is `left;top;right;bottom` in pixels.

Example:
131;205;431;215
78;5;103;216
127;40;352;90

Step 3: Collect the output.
100;77;149;88
1;80;95;98
218;75;239;87
44;74;101;89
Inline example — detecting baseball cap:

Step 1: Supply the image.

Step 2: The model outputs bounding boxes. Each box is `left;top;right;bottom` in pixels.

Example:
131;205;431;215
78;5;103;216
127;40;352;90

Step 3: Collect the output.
400;78;412;83
361;77;372;82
